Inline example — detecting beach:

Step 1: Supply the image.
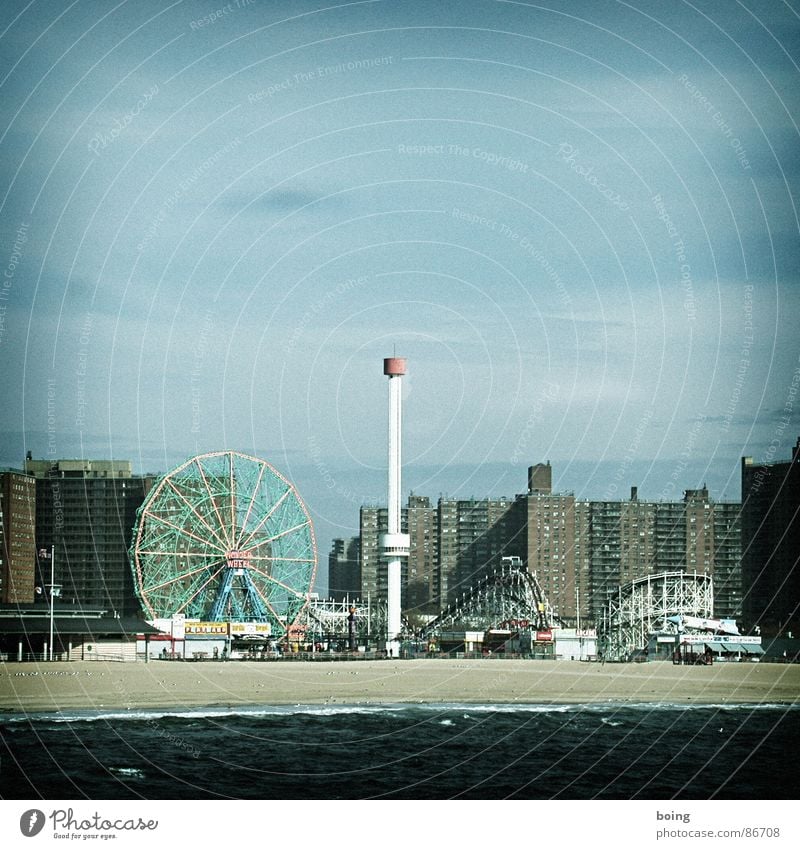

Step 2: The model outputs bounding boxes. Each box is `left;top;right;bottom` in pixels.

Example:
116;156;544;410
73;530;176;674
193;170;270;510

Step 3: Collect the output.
2;659;798;713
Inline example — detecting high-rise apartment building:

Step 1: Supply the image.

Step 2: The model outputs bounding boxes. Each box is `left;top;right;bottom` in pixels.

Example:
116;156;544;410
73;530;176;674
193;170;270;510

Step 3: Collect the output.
741;437;800;636
357;494;516;617
25;458;154;616
710;500;743;622
328;537;360;601
584;487;741;625
520;490;580;622
406;495;437;615
358;504;388;605
440;497;517;601
0;470;37;603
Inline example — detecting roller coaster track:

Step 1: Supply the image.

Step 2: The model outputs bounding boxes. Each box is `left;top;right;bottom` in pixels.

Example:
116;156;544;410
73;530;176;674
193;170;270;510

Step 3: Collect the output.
420;557;560;637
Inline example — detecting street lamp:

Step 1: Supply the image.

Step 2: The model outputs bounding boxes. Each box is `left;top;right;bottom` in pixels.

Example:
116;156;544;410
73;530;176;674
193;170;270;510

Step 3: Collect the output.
38;546;60;661
49;544;54;661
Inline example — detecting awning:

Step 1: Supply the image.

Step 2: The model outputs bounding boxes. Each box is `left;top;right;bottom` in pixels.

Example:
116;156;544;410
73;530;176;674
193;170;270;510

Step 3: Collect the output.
704;643;724;653
721;642;744;652
743;644;764;654
0;616;161;637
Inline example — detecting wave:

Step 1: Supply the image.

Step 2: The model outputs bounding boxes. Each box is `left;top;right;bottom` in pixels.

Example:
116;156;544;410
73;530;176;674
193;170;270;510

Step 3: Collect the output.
1;700;797;726
108;767;145;779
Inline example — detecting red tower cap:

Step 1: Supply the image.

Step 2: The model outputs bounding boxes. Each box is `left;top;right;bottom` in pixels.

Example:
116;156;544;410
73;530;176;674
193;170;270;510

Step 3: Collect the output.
383;357;406;376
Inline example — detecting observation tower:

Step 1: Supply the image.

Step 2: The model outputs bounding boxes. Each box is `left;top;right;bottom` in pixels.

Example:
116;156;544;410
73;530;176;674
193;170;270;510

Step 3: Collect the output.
380;356;410;657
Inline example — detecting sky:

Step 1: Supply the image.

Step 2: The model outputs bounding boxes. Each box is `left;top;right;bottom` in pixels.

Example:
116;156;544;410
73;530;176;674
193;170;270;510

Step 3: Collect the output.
1;0;798;593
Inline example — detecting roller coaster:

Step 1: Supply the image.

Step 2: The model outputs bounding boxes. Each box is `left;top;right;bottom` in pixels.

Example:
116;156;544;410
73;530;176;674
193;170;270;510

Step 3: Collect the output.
599;571;714;661
296;557;559;646
419;556;560;638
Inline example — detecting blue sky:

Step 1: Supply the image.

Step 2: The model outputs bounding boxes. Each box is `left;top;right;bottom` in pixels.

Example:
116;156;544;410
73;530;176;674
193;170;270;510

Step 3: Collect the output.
1;0;798;591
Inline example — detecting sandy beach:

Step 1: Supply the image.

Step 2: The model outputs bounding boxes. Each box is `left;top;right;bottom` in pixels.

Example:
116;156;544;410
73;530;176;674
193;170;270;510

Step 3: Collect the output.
1;659;799;713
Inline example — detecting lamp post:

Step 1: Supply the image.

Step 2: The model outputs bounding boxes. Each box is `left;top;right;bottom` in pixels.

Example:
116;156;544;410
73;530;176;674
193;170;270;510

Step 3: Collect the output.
39;546;57;661
48;545;56;661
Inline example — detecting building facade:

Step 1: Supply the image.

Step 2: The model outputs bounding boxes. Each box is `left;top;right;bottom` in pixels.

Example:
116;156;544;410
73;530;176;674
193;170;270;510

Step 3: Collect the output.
348;464;743;629
584;488;742;626
357;493;517;618
741;437;800;636
25;458;154;617
327;537;360;601
0;470;37;603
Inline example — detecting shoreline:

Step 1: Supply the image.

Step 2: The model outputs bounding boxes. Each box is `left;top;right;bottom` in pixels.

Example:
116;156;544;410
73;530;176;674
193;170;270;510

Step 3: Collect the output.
2;659;799;714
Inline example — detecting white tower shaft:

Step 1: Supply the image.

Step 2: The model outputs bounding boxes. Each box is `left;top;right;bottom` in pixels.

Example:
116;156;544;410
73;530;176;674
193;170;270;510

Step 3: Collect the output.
380;357;409;655
388;373;402;535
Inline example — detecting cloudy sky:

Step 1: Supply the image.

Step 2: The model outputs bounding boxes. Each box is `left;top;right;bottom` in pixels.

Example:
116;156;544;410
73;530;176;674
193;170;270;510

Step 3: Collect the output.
1;0;798;591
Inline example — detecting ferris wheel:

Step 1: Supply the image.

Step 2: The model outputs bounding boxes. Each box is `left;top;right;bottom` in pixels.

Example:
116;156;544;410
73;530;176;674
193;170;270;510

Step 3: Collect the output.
131;451;316;635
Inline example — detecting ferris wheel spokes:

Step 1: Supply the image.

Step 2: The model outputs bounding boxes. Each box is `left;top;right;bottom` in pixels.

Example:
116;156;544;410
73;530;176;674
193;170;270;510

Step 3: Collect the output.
240;518;310;554
235;486;291;550
173;561;229;616
194;456;233;549
236;457;266;546
164;476;229;549
141;557;226;595
143;510;228;552
247;563;308;599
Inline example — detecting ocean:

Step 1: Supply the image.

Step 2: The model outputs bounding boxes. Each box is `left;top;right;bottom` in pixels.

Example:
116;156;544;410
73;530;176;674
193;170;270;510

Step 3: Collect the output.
1;703;798;800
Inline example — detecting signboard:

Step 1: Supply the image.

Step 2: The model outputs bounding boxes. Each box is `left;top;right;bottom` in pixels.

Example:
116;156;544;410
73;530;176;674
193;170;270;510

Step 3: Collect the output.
183;621;272;637
678;634;761;645
536;630;553;642
184;622;228;636
171;614;185;640
230;622;271;636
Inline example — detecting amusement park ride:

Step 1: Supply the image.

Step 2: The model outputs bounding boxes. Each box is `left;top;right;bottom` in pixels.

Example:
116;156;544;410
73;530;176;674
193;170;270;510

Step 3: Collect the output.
130;450;317;640
128;361;561;651
130;448;560;649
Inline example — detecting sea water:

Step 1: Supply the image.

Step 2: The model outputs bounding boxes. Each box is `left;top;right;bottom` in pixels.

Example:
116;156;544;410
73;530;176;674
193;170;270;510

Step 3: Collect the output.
1;702;798;799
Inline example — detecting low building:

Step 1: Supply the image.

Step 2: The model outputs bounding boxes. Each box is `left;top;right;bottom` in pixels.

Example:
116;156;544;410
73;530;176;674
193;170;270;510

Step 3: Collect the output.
0;604;160;662
553;628;598;661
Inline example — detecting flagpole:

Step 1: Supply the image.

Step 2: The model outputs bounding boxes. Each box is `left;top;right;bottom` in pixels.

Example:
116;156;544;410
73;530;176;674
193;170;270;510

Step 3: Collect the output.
49;544;55;662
